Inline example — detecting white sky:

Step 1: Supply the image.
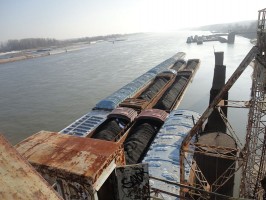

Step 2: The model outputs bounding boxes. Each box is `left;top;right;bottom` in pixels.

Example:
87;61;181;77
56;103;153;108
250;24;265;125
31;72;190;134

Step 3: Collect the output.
0;0;265;41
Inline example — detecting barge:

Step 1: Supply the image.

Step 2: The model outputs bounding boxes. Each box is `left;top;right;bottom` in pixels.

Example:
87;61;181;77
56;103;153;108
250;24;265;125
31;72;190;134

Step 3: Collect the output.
11;52;201;199
60;52;186;137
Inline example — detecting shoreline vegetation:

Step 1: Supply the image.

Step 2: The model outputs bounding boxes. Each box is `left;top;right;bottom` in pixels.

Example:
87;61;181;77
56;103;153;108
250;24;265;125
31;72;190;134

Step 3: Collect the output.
0;42;95;64
0;34;130;64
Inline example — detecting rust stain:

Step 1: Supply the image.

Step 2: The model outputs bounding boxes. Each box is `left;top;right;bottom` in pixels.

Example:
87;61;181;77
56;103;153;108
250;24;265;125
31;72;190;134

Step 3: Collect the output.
107;107;138;122
137;109;169;123
0;133;62;200
16;131;125;188
120;98;149;110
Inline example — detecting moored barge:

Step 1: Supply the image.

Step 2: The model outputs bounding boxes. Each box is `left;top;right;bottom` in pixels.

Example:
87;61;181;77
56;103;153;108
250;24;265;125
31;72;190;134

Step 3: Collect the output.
12;52;201;200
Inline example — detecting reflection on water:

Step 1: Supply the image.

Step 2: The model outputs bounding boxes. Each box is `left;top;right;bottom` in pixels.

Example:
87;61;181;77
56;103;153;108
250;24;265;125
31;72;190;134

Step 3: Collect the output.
0;31;253;144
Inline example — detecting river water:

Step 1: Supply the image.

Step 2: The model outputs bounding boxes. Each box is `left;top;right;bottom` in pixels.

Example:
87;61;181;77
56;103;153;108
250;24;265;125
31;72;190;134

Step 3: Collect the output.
0;31;254;144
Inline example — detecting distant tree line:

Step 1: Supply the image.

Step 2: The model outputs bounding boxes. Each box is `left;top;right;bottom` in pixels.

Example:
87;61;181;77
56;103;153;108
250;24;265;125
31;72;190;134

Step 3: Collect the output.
65;34;123;43
0;38;60;52
0;34;125;52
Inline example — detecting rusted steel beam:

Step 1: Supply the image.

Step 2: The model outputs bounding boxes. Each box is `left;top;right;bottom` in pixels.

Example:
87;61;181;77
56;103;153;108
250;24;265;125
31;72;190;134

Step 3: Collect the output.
180;46;259;191
150;176;244;200
0;134;62;200
182;46;258;146
15;131;125;190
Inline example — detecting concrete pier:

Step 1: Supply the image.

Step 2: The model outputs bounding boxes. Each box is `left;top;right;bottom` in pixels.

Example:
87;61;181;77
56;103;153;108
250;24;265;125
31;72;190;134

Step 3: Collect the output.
228;32;236;44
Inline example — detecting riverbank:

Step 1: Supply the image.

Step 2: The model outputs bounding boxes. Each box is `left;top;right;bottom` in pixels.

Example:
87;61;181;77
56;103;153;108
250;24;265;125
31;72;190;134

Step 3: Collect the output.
0;51;50;64
0;42;94;64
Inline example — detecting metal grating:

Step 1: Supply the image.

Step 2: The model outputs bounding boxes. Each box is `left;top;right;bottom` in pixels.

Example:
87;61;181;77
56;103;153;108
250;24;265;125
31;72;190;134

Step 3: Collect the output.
60;110;109;137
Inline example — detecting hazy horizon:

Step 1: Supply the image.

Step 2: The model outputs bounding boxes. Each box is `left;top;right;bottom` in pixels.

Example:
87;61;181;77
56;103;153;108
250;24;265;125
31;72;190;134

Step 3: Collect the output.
1;0;265;42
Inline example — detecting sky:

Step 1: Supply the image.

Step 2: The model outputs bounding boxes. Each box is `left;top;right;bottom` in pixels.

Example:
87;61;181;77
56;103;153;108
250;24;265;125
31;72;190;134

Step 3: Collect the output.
0;0;265;42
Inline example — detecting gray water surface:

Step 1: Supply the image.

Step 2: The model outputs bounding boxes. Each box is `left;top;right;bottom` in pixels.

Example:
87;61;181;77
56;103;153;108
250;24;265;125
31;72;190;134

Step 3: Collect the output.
0;32;254;144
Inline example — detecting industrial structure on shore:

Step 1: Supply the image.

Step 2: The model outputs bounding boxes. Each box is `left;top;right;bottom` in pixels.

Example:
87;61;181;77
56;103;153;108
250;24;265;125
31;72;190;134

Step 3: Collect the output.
186;32;236;45
0;8;266;200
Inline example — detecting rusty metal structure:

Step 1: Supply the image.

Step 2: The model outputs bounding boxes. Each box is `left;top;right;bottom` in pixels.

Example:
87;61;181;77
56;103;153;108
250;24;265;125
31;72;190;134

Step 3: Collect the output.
134;108;169;122
0;134;62;200
179;45;258;199
15;131;126;200
240;8;266;199
179;8;266;199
